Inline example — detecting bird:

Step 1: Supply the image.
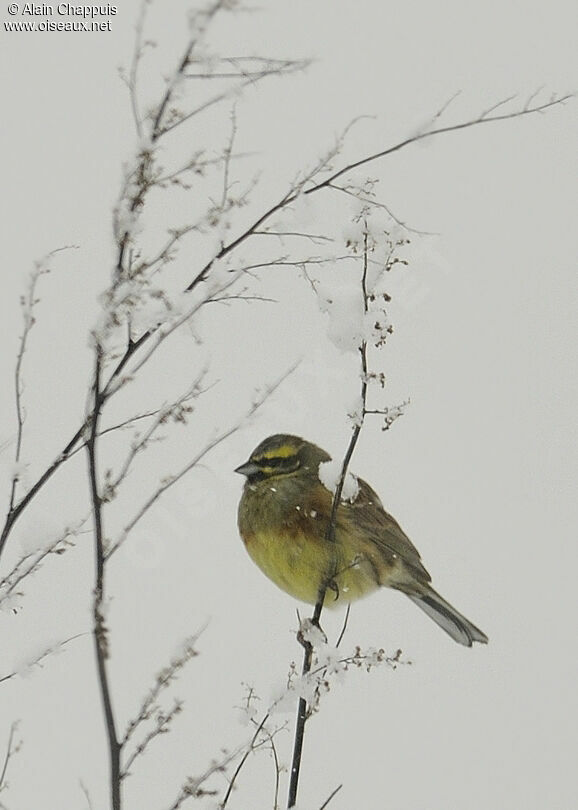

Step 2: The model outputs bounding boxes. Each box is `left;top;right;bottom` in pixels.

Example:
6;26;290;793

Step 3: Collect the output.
235;434;488;647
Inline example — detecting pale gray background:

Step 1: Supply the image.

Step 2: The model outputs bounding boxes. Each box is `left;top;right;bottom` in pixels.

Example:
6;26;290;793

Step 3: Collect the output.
1;2;576;809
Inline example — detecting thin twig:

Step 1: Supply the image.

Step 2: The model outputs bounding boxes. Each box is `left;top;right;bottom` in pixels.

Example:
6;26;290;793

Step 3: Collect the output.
0;414;91;559
80;780;94;810
0;520;84;609
102;273;241;400
252;230;333;243
220;713;270;809
220;105;238;214
121;635;199;753
335;604;351;649
305;93;572;196
0;723;19;794
165;750;240;810
319;784;343;810
121;699;182;779
269;731;282;810
103;375;208;500
67;410;163;460
327;182;436;236
185;56;309;80
8;249;74;512
161;61;308;138
126;0;148;136
0;634;84;685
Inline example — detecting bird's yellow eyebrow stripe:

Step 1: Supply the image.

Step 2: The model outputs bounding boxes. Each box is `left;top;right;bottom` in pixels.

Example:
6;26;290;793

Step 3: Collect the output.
257;445;297;460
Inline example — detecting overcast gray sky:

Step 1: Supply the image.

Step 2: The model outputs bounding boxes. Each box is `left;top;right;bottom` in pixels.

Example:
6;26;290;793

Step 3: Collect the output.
1;2;577;809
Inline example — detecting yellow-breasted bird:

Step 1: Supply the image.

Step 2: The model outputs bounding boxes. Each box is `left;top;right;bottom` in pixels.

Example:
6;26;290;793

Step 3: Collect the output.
235;434;488;647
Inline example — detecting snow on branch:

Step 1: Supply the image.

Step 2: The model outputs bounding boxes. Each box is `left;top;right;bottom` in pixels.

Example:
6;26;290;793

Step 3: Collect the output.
0;635;83;686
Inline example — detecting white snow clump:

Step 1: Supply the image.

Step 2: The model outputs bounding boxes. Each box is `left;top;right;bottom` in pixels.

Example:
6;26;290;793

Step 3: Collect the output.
318;459;359;503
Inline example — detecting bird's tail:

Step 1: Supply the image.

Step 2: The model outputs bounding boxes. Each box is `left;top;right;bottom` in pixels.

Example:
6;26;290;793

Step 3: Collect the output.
407;587;488;647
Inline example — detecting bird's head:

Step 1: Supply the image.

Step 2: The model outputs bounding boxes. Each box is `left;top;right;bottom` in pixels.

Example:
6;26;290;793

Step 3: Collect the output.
235;434;330;484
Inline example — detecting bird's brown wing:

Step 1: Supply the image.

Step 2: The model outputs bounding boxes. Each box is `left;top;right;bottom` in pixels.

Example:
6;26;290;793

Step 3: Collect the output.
346;478;432;584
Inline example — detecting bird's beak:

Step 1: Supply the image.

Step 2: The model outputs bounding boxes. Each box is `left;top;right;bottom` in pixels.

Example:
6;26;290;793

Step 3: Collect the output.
234;460;259;477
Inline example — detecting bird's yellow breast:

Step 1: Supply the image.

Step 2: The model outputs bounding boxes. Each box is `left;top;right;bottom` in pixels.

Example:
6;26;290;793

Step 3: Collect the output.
239;485;385;606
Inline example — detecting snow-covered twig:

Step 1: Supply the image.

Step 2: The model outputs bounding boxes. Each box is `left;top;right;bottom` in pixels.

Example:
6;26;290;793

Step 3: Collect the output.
165;751;240;810
99;271;241;400
106;363;299;559
0;635;83;685
121;636;199;769
101;374;209;503
0;520;84;610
